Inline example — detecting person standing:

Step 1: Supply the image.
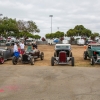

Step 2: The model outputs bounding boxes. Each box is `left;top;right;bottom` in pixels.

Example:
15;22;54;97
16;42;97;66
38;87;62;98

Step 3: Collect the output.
32;42;38;49
20;41;25;54
13;43;18;52
13;43;20;57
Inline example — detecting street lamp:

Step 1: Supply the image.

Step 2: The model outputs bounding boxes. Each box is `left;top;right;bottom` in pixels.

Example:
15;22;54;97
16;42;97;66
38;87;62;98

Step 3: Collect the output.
49;15;53;33
57;27;59;31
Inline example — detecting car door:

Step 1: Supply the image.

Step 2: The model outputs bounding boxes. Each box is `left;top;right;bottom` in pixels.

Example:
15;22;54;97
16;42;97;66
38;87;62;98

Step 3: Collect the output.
4;49;11;59
87;45;92;57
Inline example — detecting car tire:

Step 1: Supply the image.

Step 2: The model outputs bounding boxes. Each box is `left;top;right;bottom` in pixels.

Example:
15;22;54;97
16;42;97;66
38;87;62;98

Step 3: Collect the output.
91;57;95;65
0;57;4;64
84;51;87;60
30;57;34;65
71;57;74;66
12;56;18;65
51;57;54;66
40;52;44;60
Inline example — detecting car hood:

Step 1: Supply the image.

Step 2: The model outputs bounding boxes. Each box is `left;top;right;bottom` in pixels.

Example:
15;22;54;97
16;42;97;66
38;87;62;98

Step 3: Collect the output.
0;49;6;51
92;48;100;52
6;42;11;43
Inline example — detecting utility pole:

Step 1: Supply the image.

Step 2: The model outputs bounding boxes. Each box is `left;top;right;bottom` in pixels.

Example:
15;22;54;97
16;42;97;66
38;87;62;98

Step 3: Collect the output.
49;15;53;33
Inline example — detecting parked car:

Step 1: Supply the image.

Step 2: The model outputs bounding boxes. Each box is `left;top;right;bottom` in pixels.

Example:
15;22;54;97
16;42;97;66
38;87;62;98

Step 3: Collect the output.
26;46;44;60
0;47;13;64
51;44;74;66
6;37;16;46
83;43;100;65
85;40;97;45
25;38;35;45
12;46;44;65
12;51;35;65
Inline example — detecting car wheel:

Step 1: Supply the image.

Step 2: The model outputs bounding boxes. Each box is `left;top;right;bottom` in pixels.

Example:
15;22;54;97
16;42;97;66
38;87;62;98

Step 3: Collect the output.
71;57;74;66
83;51;87;60
40;52;44;60
51;57;54;66
12;56;18;65
30;57;34;65
91;57;95;65
0;57;4;64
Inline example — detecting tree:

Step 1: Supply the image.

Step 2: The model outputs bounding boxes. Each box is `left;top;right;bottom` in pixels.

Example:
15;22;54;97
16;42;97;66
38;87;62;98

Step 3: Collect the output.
65;25;92;38
91;33;99;40
60;37;64;41
41;37;46;41
0;17;19;37
34;35;41;40
17;20;40;33
45;31;64;39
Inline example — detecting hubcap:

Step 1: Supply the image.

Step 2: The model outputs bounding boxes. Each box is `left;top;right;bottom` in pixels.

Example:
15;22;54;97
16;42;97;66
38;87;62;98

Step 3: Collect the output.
1;58;4;63
90;58;92;64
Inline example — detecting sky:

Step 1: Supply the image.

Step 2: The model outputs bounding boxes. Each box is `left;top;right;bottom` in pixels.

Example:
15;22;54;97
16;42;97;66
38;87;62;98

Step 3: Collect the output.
0;0;100;37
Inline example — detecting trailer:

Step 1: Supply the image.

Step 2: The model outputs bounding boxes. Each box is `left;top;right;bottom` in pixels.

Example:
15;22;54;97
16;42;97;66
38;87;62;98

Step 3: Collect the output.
77;39;85;45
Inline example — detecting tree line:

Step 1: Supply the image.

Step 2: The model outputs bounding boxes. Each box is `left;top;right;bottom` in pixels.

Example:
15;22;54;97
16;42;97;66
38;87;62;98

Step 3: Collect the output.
0;17;99;41
0;17;41;39
45;25;99;40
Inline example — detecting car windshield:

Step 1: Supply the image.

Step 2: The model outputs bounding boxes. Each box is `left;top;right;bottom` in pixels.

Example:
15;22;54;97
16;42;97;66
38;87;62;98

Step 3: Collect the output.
26;40;32;42
91;45;100;49
56;45;70;49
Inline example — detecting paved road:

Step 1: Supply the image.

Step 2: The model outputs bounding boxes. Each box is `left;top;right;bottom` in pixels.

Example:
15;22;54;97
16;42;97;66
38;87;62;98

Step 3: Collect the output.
0;65;100;100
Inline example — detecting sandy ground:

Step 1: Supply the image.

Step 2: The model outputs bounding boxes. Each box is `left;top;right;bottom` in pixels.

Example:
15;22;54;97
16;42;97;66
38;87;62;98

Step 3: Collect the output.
3;45;100;67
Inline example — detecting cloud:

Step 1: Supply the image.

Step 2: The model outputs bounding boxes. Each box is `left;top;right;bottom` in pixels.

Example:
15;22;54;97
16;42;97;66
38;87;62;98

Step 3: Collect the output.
0;0;100;37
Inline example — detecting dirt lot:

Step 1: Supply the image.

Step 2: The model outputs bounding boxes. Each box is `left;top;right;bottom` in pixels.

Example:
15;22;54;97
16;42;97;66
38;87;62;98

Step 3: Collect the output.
3;45;99;67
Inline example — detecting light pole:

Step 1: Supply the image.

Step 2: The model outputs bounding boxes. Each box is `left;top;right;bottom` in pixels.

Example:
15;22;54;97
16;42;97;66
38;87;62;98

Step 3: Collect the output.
49;15;53;33
0;14;3;19
57;27;59;31
0;14;3;21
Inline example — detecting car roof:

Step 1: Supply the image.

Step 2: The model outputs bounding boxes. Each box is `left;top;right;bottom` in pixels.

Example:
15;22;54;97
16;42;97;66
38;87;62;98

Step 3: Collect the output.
55;44;71;46
88;43;100;46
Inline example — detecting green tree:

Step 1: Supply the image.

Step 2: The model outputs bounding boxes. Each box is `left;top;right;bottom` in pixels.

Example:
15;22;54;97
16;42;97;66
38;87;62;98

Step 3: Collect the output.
45;31;64;39
65;25;92;38
34;35;41;39
0;17;19;37
91;32;99;40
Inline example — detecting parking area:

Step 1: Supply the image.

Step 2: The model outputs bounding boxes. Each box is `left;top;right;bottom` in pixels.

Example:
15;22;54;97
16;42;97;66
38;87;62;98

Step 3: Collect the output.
3;45;100;67
0;45;100;100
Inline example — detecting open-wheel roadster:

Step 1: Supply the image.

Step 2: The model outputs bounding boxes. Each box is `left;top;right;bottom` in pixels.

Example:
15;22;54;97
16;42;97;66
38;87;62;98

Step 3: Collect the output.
12;48;44;65
51;44;74;66
12;51;34;65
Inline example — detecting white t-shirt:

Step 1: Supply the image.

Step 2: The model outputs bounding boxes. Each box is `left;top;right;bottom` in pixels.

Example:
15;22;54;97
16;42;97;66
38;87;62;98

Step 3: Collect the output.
20;43;24;49
13;44;18;52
